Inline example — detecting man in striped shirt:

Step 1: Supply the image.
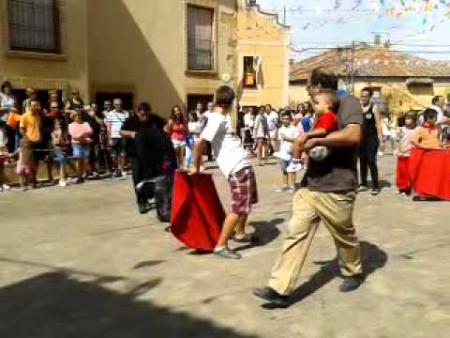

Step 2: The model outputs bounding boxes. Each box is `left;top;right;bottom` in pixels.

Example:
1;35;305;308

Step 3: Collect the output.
105;98;129;178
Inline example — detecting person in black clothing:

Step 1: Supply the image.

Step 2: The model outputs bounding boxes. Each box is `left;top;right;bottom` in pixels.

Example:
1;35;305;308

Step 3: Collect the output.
86;104;102;177
121;102;174;214
359;87;383;195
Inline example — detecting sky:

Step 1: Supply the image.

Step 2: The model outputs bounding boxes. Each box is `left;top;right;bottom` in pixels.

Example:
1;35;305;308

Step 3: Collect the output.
257;0;450;61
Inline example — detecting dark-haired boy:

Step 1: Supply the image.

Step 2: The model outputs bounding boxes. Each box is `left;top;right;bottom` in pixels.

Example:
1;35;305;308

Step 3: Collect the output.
412;108;441;150
192;86;258;259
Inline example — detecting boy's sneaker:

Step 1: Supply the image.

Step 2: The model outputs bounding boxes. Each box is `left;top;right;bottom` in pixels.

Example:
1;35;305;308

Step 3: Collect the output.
213;247;241;259
276;185;288;193
2;184;11;191
287;186;296;193
273;151;291;161
58;180;68;187
357;185;368;192
120;171;128;180
233;233;259;243
286;162;302;173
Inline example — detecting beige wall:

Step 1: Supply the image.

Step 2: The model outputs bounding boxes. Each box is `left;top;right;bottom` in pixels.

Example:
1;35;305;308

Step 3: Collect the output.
0;0;89;99
237;6;289;109
87;0;237;117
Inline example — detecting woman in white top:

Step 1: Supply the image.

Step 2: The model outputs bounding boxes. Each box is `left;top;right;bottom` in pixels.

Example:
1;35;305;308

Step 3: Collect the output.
253;106;269;166
381;115;395;154
241;107;255;150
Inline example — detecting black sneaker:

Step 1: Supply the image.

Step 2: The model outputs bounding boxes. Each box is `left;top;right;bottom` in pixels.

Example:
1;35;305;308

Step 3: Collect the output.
339;275;364;292
138;203;151;214
371;188;380;196
253;287;289;308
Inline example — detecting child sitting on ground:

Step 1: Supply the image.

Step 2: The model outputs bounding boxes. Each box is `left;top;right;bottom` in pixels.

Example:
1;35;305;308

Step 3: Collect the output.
412;108;442;150
275;112;299;193
289;89;340;170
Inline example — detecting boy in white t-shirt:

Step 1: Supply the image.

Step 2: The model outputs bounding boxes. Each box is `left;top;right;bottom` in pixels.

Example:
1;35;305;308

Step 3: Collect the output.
276;112;299;193
192;86;258;260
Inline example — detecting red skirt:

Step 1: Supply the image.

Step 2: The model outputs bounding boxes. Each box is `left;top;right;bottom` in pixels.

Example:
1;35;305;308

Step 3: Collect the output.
409;148;450;200
396;156;411;191
170;170;225;251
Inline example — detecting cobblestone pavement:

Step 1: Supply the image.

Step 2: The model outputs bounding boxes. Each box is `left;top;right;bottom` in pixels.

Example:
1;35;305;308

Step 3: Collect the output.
0;156;449;338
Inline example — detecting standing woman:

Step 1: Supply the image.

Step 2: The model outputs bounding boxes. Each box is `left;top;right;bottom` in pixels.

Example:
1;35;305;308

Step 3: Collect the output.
0;81;18;152
253;106;269;166
359;87;383;195
294;103;306;125
165;105;188;169
68;111;93;183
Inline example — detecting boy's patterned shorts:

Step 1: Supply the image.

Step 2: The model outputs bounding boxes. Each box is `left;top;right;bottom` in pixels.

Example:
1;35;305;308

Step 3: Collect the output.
228;167;258;215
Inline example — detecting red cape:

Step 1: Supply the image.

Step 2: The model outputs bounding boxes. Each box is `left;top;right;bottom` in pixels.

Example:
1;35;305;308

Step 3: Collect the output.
170;171;225;251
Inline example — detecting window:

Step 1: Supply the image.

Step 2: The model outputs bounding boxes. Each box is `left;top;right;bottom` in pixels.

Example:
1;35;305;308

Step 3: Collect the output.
8;0;61;53
187;5;214;71
243;56;257;88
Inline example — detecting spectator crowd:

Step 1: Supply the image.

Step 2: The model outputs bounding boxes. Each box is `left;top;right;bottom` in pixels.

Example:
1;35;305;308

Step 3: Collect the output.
1;79;449;202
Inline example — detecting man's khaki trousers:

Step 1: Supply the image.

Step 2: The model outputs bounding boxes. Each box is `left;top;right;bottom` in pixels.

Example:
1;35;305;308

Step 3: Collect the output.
268;188;363;295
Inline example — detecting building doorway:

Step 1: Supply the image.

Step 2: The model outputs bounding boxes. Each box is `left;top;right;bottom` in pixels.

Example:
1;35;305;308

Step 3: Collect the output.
95;92;134;111
187;94;214;113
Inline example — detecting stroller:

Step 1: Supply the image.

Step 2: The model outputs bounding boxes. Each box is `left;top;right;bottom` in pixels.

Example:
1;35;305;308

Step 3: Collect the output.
134;128;177;223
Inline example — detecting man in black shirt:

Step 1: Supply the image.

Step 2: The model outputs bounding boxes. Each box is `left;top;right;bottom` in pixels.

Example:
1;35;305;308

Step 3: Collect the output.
254;68;364;308
121;102;171;214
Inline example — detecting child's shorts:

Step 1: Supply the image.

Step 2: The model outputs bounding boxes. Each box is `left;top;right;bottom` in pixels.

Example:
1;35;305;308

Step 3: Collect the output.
171;139;186;149
72;143;90;159
16;163;31;176
228;166;258;215
53;148;67;165
280;160;290;173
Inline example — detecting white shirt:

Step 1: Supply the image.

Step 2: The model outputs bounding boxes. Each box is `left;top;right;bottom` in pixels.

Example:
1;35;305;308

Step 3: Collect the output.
266;110;279;131
188;121;202;134
105;110;129;139
382;117;391;136
278;125;299;155
0;93;16;122
244;113;254;129
200;111;250;178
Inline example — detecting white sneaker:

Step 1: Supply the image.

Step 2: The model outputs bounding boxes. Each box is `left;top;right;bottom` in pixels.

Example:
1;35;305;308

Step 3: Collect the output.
377;151;384;156
287;162;303;173
58;180;67;187
2;184;11;191
287;186;296;193
276;186;288;193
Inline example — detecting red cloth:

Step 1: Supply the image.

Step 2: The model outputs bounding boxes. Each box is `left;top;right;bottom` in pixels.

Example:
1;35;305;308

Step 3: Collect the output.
171;170;225;251
314;111;338;133
396;156;411;191
409;147;450;200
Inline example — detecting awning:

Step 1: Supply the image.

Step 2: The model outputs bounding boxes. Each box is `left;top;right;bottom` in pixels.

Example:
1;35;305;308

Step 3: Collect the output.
406;78;434;85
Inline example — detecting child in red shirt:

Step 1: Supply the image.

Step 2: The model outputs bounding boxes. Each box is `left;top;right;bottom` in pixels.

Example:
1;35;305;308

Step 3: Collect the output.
290;89;339;169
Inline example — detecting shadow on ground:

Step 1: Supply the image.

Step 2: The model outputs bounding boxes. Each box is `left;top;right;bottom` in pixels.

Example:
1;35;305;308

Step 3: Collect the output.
0;272;256;338
264;241;387;309
235;218;284;252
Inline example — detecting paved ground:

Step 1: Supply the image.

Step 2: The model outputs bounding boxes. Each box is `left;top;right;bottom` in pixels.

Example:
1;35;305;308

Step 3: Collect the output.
0;156;449;338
